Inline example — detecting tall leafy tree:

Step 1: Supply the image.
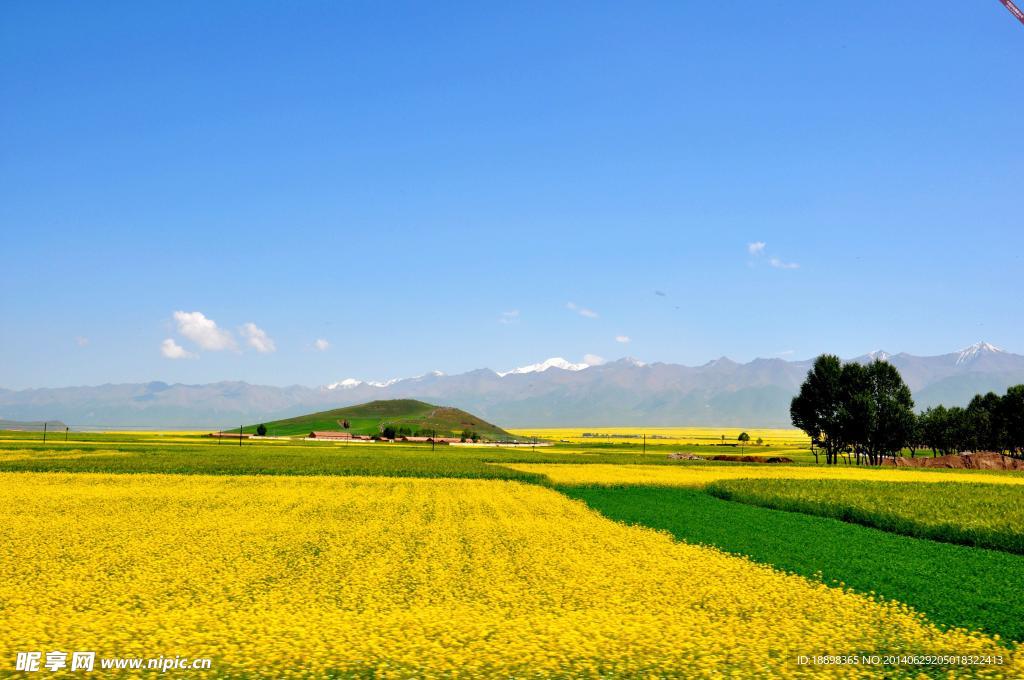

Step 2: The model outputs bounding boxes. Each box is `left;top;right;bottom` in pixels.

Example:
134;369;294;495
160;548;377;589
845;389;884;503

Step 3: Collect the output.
919;406;945;456
838;361;871;465
905;412;920;458
738;431;750;453
1002;385;1024;458
967;391;1007;453
946;407;970;454
790;355;846;465
859;360;915;465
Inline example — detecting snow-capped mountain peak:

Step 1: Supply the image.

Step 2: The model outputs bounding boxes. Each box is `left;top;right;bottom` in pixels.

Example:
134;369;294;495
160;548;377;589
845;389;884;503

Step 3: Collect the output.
326;378;364;390
326;377;401;390
866;350;891;361
326;370;442;390
497;357;590;377
956;341;1003;365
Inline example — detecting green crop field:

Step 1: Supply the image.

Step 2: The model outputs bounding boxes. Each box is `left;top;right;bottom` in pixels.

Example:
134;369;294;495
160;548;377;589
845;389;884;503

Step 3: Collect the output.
705;478;1024;554
560;485;1024;643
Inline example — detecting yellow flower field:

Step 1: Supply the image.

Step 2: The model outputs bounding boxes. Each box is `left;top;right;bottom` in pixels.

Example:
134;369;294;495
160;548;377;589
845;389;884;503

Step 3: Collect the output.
0;472;1018;678
0;449;133;463
508;426;810;447
498;463;1024;487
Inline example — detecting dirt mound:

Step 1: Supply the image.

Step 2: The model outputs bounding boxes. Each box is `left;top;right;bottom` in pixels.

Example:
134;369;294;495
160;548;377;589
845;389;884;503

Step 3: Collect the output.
705;455;795;464
884;452;1024;470
667;453;703;460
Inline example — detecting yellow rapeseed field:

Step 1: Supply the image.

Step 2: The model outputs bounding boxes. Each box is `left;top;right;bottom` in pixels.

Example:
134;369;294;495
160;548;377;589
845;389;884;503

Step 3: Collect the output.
0;472;1017;678
508;426;810;447
0;449;133;463
498;463;1024;487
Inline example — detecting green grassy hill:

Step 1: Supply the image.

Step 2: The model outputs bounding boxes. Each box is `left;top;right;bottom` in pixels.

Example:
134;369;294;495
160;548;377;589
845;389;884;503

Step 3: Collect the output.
243;399;513;439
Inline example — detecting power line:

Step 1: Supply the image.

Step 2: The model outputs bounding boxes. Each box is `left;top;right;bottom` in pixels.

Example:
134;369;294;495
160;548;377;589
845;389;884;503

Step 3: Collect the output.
998;0;1024;25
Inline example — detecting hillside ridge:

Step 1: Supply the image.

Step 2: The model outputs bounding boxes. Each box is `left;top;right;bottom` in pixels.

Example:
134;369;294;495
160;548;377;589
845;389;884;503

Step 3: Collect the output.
242;399;513;439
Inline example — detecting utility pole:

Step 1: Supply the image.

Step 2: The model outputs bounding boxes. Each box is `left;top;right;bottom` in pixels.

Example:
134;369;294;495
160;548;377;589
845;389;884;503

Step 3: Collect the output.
431;429;435;452
42;422;47;443
65;427;69;442
239;425;243;447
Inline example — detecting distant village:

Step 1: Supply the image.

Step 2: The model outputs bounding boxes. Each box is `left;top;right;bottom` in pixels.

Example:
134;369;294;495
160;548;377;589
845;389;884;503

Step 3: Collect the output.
207;428;549;446
306;431;467;444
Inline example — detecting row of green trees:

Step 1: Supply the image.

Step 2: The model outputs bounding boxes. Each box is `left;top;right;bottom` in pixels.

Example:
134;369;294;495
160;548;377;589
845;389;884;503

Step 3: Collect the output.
791;355;1024;465
381;426;461;439
918;387;1024;456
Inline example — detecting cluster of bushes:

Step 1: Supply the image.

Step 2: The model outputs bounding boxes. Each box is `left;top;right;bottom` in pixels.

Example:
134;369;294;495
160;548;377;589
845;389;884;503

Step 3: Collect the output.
375;426;481;441
382;426;439;439
792;355;1024;464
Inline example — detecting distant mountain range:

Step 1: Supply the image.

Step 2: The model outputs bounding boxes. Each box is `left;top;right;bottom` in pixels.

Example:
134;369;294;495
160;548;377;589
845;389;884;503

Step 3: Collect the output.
0;419;68;432
2;343;1023;429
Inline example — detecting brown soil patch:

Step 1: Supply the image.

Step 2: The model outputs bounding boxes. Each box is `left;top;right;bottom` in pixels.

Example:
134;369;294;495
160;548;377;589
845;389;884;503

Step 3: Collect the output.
884;452;1024;470
704;454;795;464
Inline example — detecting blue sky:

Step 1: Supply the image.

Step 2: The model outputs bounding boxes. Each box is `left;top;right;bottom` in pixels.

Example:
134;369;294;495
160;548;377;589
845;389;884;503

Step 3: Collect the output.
1;2;1022;389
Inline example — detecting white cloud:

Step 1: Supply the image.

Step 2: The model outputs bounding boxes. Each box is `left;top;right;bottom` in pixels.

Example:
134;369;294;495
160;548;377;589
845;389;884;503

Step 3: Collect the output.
173;311;236;350
240;322;276;353
748;242;799;270
566;302;598;318
499;310;520;325
583;353;606;366
75;336;89;347
769;257;800;270
161;338;197;359
314;338;330;351
615;335;631;344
